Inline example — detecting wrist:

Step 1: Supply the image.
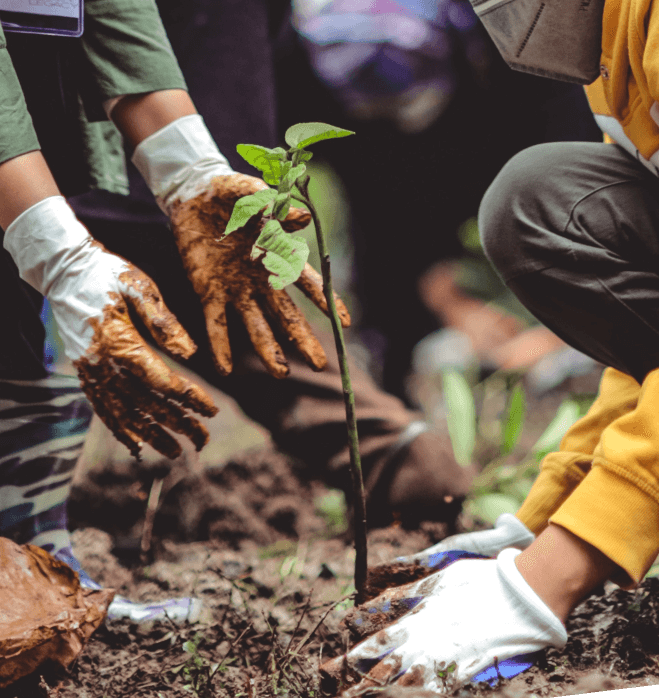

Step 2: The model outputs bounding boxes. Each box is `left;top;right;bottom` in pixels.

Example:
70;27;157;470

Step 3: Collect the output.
108;89;197;148
0;152;61;230
132;114;234;214
514;523;617;623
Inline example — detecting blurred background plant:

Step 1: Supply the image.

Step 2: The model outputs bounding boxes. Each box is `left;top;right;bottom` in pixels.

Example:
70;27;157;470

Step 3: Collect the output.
439;369;597;526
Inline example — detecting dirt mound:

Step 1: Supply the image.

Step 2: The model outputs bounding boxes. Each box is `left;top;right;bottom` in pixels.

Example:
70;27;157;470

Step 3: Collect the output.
68;447;330;557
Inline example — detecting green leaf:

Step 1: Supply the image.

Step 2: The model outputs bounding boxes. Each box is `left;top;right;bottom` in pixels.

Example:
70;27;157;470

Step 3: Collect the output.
501;382;526;455
467;493;521;526
315;489;348;534
251;219;309;289
284;122;355;150
272;192;291;220
258;539;298;559
458;217;483;254
236;144;287;185
507;477;535;501
292;149;314;167
280;164;307;192
531;398;582;461
225;188;277;236
441;370;476;467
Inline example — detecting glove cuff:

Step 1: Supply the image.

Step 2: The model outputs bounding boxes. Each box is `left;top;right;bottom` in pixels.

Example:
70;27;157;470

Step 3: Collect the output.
131;114;234;214
3;196;91;296
494;513;536;551
497;548;568;648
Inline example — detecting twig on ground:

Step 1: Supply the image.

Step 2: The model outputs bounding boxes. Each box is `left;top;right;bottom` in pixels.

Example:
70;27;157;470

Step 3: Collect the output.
140;476;164;562
284;586;314;656
293;593;353;655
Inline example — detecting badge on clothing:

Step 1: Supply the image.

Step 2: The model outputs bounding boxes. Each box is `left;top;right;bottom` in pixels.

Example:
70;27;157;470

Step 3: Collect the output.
0;0;83;37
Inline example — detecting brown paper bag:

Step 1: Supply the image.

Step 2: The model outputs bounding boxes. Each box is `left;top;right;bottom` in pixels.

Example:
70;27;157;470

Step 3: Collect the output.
0;538;114;687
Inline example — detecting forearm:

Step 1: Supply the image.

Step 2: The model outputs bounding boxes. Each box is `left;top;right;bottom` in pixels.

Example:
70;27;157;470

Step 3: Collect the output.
0;151;60;230
0;88;197;230
105;89;197;150
516;523;617;624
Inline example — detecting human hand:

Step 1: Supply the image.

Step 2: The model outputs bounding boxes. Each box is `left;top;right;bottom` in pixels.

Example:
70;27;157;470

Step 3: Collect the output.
168;173;350;377
321;549;566;695
4;197;218;460
132;115;350;379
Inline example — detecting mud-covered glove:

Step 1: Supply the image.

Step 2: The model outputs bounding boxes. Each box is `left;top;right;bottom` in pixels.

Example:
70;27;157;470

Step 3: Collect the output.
396;513;535;571
321;549;566;694
4;196;218;460
132;115;350;379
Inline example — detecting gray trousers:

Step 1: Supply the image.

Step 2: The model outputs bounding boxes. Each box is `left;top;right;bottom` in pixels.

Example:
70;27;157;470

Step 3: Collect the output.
480;142;659;385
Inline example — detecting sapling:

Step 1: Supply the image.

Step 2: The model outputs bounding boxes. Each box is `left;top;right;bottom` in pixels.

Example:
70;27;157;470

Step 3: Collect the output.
225;122;369;603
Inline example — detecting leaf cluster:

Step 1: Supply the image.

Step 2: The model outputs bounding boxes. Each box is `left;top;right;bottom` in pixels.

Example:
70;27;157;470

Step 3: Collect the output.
440;369;596;525
225;123;354;290
169;632;228;697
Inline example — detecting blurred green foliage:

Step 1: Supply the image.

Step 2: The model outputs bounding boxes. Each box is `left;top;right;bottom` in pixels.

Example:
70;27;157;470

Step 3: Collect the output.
440;369;596;526
314;489;349;536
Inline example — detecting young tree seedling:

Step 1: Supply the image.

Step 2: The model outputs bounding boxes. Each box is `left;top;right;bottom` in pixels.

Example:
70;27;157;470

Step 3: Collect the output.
225;122;369;603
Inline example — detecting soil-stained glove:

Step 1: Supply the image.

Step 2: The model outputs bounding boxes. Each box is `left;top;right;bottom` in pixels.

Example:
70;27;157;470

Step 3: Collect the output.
396;513;535;571
132;115;350;379
321;549;566;694
3;196;218;460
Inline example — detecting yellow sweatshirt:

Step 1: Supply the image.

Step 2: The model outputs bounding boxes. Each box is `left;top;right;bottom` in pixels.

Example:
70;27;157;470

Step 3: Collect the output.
585;0;659;171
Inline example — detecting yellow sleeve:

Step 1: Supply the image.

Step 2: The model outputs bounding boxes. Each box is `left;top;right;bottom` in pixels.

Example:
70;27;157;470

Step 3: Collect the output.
517;368;640;534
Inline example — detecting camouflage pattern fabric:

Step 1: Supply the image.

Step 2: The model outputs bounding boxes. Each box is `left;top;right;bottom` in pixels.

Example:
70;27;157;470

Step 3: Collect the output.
0;373;91;554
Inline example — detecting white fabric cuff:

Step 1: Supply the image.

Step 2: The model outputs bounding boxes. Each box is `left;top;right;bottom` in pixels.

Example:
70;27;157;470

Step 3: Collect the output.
497;548;567;647
4;196;91;296
131;114;234;213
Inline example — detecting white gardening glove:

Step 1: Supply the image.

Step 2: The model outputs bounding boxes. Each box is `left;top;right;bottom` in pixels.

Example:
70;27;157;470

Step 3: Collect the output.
321;549;567;694
4;196;218;459
395;513;535;571
131;115;350;378
131;114;235;215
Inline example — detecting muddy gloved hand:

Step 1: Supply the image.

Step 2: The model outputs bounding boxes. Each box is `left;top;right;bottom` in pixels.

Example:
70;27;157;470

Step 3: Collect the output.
321;549;566;694
132;114;350;379
395;514;535;572
3;196;218;460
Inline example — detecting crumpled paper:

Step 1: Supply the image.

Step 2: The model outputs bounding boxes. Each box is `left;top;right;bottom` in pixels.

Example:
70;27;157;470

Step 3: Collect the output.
0;538;114;687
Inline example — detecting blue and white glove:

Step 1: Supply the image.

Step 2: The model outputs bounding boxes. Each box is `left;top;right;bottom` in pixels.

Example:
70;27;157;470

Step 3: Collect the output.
321;549;566;693
396;513;535;571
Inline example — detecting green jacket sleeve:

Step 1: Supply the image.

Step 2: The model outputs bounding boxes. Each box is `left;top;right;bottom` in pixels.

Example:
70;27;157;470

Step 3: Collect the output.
81;0;187;106
0;23;40;166
0;0;188;189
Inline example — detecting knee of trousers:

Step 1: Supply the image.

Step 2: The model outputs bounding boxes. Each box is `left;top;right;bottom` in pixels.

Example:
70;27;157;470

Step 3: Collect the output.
479;144;560;281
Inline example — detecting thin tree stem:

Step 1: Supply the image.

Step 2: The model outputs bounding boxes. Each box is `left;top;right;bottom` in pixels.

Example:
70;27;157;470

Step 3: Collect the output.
297;178;368;604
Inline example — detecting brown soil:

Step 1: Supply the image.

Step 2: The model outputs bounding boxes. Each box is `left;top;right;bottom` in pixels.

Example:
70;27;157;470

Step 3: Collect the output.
2;375;659;697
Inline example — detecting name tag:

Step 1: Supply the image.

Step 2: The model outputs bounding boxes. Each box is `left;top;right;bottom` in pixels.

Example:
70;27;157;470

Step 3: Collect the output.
0;0;83;37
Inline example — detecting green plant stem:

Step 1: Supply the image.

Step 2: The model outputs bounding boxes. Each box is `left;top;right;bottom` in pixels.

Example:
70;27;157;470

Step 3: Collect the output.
296;177;368;604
